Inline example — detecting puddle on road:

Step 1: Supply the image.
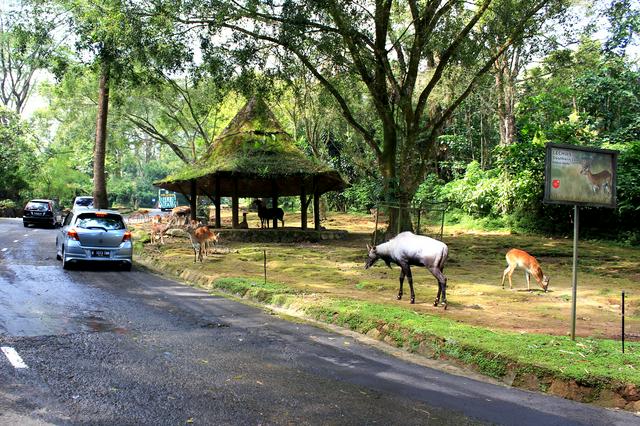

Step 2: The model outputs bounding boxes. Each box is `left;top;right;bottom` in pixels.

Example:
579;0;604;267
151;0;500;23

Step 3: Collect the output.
74;312;128;334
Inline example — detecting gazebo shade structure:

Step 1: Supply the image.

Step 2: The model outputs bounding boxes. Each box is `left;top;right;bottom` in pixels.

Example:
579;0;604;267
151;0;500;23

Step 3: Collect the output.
155;97;346;230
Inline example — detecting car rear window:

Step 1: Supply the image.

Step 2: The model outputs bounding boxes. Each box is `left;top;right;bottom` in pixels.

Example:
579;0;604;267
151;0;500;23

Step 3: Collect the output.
76;213;125;230
25;201;50;211
75;198;93;207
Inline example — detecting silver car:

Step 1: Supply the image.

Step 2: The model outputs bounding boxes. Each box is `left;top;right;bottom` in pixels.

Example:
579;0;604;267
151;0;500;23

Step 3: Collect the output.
56;209;133;271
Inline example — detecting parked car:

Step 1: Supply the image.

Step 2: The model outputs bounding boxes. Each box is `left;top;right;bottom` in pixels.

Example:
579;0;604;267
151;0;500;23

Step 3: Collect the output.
71;196;94;212
56;209;132;271
22;199;63;228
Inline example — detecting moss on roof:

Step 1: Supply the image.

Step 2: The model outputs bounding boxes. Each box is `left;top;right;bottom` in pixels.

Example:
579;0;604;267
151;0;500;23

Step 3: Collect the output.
156;97;342;184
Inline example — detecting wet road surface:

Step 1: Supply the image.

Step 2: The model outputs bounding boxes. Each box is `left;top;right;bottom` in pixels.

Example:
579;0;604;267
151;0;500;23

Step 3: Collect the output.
0;218;637;425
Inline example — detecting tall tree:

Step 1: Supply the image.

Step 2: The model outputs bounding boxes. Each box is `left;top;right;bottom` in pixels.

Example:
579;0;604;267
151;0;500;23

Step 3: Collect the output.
166;0;567;232
47;0;190;208
122;73;238;166
0;4;65;114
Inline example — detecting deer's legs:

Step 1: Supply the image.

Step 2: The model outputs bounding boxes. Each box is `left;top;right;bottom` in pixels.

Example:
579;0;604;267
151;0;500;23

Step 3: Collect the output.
525;272;531;291
397;268;405;300
406;266;415;304
502;265;515;289
429;267;447;308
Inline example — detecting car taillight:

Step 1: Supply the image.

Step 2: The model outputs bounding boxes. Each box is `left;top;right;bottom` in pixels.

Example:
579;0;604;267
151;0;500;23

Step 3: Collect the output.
122;231;132;242
67;228;79;240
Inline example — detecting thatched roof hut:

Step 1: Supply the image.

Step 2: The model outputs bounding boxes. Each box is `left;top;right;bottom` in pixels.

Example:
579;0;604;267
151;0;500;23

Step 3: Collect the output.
155;97;346;230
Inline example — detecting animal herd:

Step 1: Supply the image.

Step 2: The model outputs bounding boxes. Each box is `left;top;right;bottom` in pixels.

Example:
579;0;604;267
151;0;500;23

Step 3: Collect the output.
148;208;219;263
142;204;550;308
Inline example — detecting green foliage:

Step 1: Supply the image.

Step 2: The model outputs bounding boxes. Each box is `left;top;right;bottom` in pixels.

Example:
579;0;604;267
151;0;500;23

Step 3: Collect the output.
342;178;382;212
0;199;17;209
0;107;33;200
441;162;507;217
413;174;446;206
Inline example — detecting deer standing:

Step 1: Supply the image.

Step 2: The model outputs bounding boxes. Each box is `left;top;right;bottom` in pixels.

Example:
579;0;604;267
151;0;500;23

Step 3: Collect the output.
580;161;612;194
365;232;449;308
184;222;219;262
172;205;192;225
501;248;549;292
150;215;175;245
253;199;284;228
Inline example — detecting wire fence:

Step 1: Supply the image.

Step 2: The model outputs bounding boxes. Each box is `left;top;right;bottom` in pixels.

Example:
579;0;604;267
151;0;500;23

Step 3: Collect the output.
372;201;448;245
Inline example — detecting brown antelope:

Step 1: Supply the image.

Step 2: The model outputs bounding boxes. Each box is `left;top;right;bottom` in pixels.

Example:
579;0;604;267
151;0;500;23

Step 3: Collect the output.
184;222;219;262
172;205;191;225
501;249;549;292
580;161;612;194
150;215;175;245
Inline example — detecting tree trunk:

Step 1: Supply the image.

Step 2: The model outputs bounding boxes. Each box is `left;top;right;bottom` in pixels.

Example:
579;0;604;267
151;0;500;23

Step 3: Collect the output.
93;58;110;209
495;54;519;146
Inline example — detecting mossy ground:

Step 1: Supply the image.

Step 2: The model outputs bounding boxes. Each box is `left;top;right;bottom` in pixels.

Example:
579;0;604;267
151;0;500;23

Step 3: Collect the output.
132;210;640;407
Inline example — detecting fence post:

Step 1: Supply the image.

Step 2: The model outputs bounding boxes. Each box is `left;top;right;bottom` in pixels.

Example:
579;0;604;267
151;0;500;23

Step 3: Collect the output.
622;290;625;354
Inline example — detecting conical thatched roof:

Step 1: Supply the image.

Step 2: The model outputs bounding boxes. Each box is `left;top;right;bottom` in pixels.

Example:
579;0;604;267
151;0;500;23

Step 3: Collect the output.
155;97;346;197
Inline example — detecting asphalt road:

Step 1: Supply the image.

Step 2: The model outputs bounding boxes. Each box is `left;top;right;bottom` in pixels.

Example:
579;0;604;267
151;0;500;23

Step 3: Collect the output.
0;217;637;425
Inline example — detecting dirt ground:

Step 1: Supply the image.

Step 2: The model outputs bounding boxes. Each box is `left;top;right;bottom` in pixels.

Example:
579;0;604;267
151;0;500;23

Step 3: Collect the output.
134;210;640;341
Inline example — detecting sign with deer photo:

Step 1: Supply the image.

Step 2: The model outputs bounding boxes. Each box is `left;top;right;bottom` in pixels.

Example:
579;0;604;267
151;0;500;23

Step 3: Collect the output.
544;143;618;208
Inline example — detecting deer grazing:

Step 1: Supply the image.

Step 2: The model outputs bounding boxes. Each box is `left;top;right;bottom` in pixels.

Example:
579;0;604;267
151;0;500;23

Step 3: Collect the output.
501;248;549;292
184;221;219;262
365;231;449;308
580;161;612;194
252;199;284;229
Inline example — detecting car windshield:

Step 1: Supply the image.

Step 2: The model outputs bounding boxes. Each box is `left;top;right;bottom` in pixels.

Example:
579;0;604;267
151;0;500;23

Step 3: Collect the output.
26;201;49;211
75;198;93;207
76;213;125;230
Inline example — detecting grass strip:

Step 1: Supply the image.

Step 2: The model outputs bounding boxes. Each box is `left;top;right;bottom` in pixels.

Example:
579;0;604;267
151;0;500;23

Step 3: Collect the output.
211;277;640;388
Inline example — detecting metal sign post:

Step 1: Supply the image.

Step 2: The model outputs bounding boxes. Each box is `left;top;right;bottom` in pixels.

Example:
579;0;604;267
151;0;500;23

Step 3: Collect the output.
543;144;618;341
571;205;579;341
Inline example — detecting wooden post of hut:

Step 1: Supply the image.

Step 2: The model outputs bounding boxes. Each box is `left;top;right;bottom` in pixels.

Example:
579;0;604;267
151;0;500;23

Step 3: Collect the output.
232;176;239;228
189;179;197;221
215;177;221;228
272;180;279;229
313;177;320;231
300;182;307;230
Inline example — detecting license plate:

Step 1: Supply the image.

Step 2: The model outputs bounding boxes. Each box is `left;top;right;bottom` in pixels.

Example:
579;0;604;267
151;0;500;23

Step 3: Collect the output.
34;212;43;216
91;250;110;258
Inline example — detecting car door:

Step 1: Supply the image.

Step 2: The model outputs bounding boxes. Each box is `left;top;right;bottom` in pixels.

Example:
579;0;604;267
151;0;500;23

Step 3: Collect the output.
57;212;74;252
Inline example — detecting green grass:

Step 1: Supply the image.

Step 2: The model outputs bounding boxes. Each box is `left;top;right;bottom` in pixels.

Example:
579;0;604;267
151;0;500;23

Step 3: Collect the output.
208;277;640;387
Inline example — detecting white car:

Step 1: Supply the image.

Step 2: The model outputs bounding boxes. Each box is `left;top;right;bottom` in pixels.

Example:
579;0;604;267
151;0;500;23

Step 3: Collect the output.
72;196;94;213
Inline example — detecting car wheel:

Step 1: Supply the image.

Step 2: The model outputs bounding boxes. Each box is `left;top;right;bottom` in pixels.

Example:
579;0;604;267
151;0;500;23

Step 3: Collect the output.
55;238;62;261
62;248;71;270
23;222;28;228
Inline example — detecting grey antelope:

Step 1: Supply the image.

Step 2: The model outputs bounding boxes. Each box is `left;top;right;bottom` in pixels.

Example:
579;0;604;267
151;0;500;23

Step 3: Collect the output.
501;248;549;292
580;161;612;194
365;232;449;308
